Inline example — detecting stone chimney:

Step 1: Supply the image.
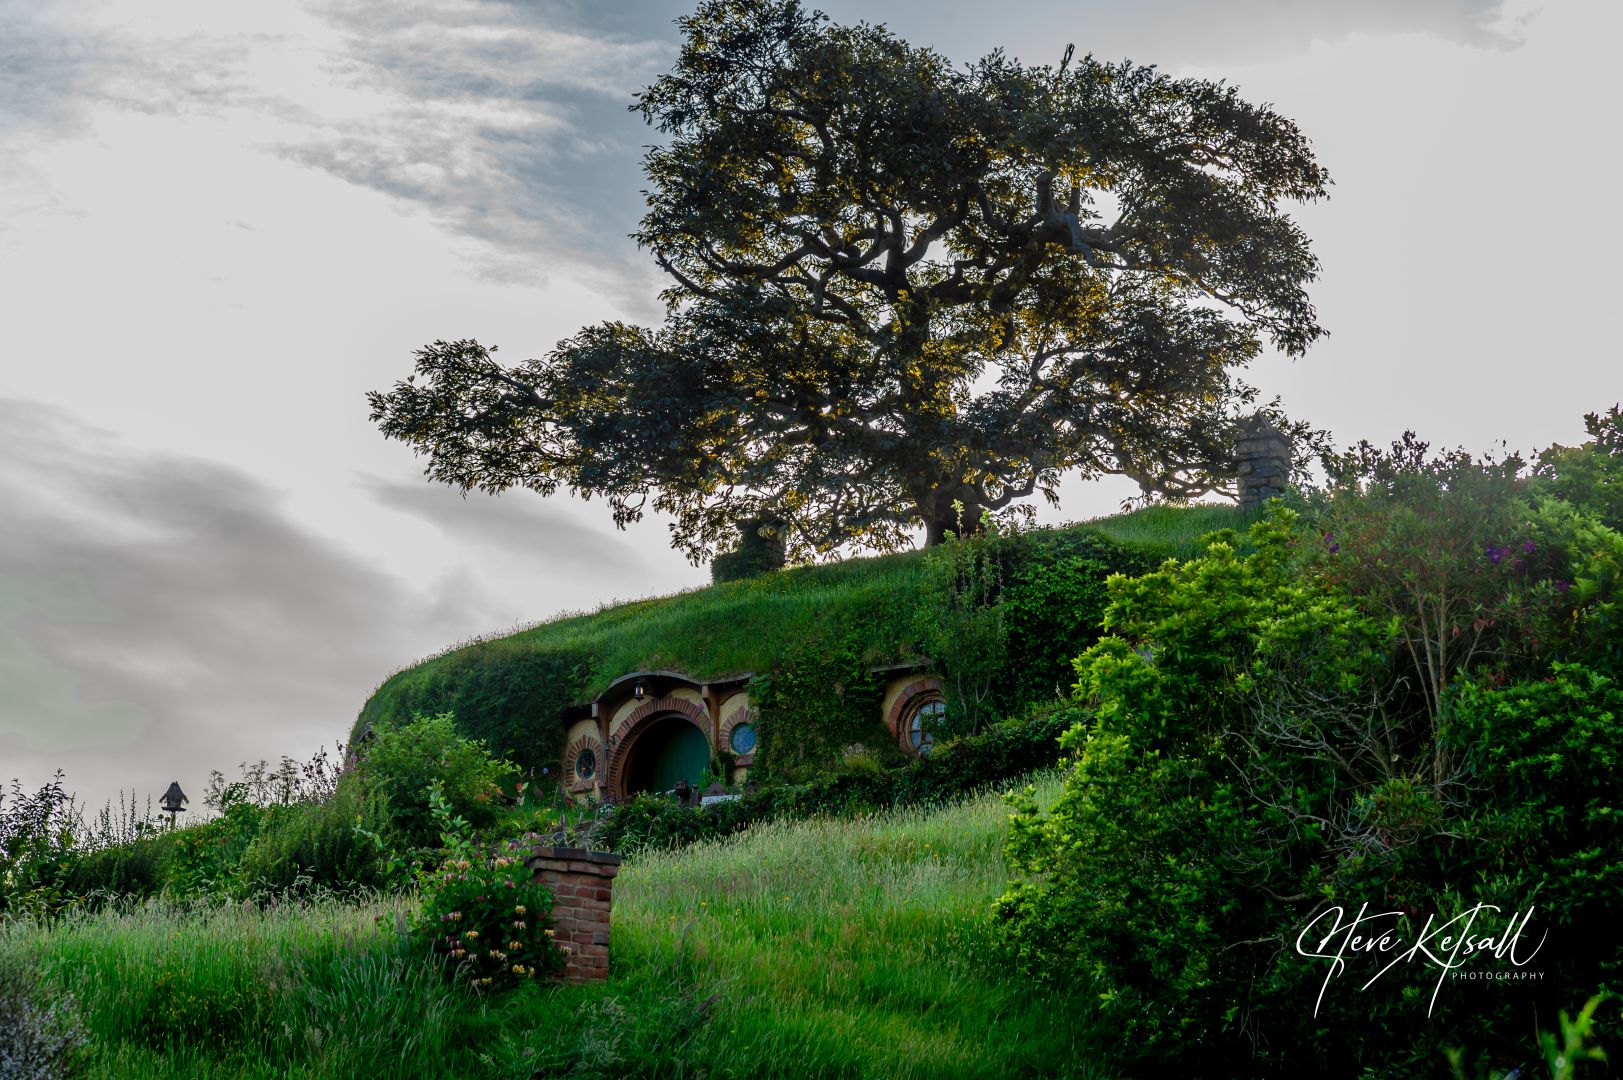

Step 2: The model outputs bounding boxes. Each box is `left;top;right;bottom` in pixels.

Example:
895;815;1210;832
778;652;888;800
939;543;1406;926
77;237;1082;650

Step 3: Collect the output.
1236;415;1292;510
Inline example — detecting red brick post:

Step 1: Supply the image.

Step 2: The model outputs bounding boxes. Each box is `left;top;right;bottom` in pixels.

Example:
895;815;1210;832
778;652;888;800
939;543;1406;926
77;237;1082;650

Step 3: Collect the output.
526;846;622;983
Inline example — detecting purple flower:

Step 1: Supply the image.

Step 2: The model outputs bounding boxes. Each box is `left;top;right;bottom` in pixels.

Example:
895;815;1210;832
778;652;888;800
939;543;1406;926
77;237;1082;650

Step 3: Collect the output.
1328;543;1340;555
1523;539;1536;554
1487;545;1504;564
1555;580;1572;593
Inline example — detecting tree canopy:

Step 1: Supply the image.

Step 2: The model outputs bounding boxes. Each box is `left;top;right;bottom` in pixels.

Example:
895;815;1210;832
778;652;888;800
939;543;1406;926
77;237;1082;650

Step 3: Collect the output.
368;0;1330;562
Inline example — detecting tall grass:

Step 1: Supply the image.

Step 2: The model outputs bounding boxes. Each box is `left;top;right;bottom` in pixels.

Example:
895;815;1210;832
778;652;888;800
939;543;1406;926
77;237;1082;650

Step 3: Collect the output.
606;771;1106;1079
3;895;458;1079
1082;502;1246;560
3;774;1110;1079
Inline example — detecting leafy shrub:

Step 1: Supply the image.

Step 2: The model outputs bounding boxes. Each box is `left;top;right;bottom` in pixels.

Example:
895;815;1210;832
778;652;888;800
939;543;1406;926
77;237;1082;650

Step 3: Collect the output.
0;774;78;917
61;834;172;901
0;949;86;1079
998;453;1623;1076
355;712;517;848
999;528;1162;714
1534;405;1623;530
914;513;1017;737
999;511;1354;1070
1449;665;1623;990
414;785;563;991
1313;434;1544;723
599;706;1074;856
236;776;391;894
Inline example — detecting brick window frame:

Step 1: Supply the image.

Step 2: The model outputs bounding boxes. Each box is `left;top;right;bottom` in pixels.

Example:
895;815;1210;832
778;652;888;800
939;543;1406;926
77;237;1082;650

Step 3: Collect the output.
886;676;944;755
719;699;759;766
564;733;604;794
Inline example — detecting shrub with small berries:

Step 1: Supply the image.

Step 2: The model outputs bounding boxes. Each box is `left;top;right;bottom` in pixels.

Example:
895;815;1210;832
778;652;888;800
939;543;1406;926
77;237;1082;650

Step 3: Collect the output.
414;783;564;990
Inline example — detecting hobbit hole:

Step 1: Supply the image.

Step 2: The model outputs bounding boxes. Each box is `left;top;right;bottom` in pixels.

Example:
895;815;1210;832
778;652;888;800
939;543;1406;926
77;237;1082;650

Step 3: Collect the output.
554;666;937;800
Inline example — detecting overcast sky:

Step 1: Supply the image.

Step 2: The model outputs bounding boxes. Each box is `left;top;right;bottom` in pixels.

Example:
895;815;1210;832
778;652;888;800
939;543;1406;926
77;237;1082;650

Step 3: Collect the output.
3;0;1618;815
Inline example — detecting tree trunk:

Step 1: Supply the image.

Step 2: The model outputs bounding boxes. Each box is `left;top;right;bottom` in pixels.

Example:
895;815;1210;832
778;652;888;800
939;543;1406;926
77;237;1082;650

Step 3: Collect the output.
922;496;984;546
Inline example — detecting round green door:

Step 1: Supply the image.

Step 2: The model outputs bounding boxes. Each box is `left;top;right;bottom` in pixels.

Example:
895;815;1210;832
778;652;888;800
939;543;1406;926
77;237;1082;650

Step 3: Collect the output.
649;721;711;793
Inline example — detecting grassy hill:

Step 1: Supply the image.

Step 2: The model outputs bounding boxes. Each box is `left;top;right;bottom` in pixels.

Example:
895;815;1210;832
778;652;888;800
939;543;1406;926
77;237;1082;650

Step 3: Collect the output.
353;503;1245;757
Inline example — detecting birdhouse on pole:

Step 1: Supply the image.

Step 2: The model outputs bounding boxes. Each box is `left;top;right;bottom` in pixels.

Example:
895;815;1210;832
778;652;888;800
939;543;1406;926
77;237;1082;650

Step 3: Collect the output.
161;781;189;829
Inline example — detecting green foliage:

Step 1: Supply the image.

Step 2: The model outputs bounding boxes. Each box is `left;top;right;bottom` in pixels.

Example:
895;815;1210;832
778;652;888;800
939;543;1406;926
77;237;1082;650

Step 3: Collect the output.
1000;525;1165;713
750;634;893;782
234;777;390;894
356;713;516;848
1315;433;1542;724
915;509;1017;737
413;784;562;991
998;435;1623;1073
0;947;87;1078
3;779;1114;1079
358;642;588;770
599;706;1077;856
368;0;1329;561
62;834;172;902
0;774;78;918
166;801;273;901
999;510;1364;1068
1449;665;1623;989
1535;404;1623;530
4;896;462;1077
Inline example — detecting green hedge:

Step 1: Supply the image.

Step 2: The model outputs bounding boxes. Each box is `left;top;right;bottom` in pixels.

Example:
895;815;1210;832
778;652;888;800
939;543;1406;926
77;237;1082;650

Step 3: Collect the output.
597;704;1081;856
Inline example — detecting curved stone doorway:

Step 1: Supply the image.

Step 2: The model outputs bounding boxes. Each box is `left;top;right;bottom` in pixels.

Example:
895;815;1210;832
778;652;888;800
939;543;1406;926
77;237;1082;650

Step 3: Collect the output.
617;714;711;797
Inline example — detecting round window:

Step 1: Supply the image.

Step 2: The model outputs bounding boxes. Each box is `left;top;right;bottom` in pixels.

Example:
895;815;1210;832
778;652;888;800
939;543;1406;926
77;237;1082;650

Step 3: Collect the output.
574;748;597;781
729;722;757;755
909;699;945;754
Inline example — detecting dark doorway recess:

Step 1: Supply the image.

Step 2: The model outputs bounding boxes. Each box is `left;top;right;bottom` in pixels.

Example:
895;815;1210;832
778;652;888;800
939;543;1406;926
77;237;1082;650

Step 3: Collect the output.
623;715;710;795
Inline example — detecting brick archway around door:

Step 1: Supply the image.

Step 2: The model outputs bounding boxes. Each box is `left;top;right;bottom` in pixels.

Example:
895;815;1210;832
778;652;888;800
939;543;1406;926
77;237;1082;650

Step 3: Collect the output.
604;695;713;799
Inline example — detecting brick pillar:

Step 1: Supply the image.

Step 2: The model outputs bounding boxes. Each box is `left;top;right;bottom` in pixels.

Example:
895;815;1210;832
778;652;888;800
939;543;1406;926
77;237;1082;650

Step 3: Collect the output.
1236;414;1293;511
526;846;622;983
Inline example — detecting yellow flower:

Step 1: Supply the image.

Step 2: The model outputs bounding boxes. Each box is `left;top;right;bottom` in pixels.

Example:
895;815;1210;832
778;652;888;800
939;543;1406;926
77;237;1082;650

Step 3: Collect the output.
511;964;524;974
465;930;479;940
543;929;555;938
514;905;527;916
508;940;522;951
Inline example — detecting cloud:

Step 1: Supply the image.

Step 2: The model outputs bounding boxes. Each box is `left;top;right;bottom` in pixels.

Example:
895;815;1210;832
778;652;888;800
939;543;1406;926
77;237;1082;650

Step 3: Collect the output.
279;0;677;299
358;473;651;576
0;2;262;144
0;399;484;806
815;0;1525;66
2;0;1523;299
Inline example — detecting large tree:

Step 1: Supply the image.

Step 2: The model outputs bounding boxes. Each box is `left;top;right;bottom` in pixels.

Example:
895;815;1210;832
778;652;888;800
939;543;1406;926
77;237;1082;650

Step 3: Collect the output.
369;0;1329;562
